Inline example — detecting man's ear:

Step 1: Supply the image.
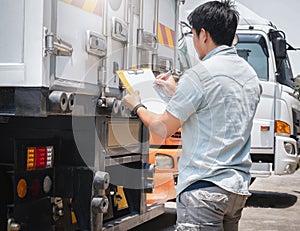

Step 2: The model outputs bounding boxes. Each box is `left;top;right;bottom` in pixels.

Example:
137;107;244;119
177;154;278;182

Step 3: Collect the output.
201;28;208;42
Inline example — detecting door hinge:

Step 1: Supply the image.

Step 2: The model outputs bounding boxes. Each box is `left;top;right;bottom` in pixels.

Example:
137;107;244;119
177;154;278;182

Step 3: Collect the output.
44;27;73;57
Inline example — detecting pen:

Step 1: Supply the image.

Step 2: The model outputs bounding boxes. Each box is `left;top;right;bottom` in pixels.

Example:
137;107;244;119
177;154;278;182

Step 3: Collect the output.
157;70;172;80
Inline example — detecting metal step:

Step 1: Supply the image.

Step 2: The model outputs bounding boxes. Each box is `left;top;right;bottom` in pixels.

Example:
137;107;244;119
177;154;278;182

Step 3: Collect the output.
250;162;272;178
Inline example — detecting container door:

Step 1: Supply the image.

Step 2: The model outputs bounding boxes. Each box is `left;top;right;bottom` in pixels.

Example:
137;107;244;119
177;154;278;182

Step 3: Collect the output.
0;0;50;87
0;0;25;85
53;0;106;94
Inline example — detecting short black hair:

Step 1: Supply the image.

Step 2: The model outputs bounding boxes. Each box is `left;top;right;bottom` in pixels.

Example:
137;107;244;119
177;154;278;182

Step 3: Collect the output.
187;0;239;46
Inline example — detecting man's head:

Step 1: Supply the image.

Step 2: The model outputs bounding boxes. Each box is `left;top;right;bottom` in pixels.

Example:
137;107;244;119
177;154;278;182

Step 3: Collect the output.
187;0;239;59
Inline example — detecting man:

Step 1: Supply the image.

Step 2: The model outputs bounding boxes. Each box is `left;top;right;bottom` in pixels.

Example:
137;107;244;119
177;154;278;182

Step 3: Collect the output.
124;1;260;230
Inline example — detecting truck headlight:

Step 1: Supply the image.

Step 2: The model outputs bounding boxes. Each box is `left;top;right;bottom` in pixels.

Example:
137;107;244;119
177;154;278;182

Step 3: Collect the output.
155;154;174;169
284;142;295;155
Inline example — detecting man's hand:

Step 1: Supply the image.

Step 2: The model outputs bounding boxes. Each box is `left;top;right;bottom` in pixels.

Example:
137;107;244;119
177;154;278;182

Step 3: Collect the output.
154;73;176;98
124;89;181;139
124;90;142;111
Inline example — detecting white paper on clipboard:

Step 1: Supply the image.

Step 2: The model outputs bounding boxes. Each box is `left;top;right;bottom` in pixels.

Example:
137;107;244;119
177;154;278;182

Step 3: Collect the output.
116;68;169;114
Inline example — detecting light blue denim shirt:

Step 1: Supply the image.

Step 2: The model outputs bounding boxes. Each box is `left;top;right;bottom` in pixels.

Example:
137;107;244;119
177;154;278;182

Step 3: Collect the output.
167;45;260;195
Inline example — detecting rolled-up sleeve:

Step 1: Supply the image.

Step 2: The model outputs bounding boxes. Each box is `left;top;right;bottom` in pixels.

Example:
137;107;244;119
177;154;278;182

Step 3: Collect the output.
166;69;205;122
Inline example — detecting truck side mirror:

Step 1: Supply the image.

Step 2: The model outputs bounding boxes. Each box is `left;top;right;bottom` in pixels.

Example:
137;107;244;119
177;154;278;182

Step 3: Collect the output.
274;37;287;60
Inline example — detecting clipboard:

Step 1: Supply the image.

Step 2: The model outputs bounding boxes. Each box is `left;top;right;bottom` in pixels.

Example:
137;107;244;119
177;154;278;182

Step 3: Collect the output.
116;68;169;114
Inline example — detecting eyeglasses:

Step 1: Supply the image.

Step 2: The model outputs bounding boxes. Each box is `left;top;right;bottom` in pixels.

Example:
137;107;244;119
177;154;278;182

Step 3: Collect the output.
179;21;193;36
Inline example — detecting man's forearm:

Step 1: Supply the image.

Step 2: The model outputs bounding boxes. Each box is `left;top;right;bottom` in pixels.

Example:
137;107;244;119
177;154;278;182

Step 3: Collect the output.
136;107;181;139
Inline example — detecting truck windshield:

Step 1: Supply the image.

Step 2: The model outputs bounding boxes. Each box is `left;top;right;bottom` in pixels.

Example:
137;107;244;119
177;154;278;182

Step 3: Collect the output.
235;35;269;81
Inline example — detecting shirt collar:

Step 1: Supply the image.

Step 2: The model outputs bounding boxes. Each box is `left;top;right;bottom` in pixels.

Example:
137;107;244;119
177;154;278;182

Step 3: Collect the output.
202;45;236;61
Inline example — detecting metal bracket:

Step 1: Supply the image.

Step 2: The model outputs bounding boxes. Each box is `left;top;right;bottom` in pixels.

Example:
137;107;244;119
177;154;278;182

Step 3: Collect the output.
112;17;128;43
7;218;21;231
44;28;73;56
86;31;107;57
137;29;158;51
157;56;174;72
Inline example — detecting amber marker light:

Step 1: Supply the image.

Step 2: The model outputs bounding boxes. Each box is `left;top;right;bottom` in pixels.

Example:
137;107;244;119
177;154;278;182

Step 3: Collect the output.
260;126;270;131
275;120;291;135
27;147;35;170
17;179;27;198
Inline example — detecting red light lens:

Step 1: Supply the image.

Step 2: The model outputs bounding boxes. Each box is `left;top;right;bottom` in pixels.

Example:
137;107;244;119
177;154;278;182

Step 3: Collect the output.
31;178;40;196
35;147;47;168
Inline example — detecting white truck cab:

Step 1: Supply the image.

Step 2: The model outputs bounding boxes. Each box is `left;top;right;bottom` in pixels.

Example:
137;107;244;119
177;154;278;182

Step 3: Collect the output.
236;23;300;177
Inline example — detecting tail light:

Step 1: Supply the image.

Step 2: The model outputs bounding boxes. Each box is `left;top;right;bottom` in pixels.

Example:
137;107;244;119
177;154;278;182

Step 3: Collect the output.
31;178;40;196
27;146;54;170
